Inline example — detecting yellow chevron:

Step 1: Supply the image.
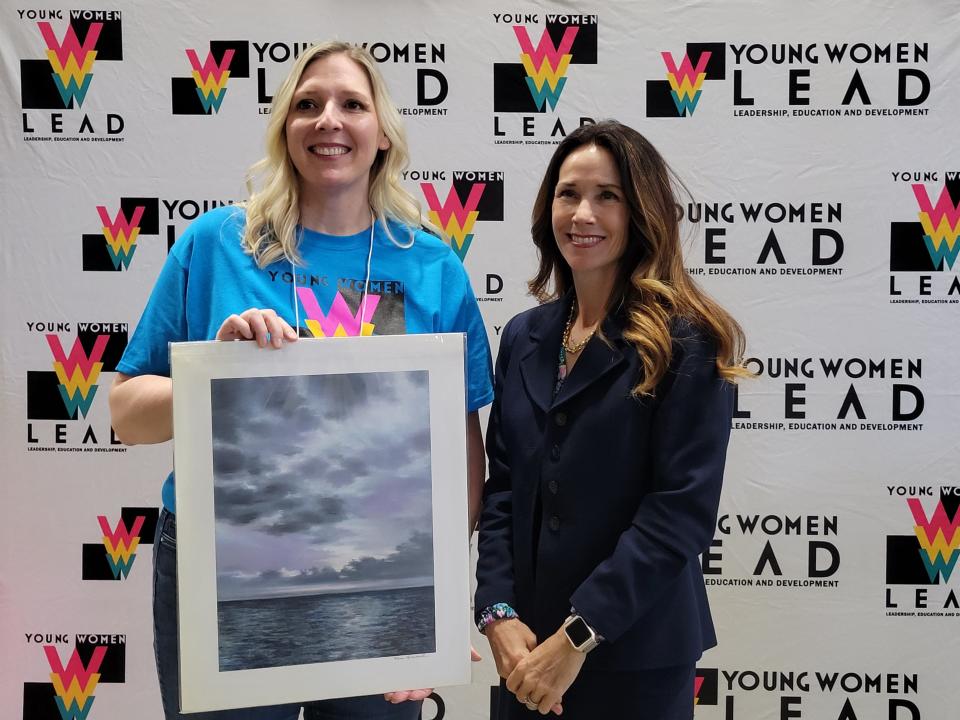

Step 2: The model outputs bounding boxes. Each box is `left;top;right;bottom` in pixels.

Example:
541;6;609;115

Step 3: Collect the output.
668;74;707;99
46;50;97;84
103;536;140;563
191;71;230;95
915;525;960;556
102;227;140;254
304;319;374;338
520;55;572;89
428;211;479;248
918;214;960;248
51;673;100;707
447;213;479;248
53;363;102;399
426;210;443;233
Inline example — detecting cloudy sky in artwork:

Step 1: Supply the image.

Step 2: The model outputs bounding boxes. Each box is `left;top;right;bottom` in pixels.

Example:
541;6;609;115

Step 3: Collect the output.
210;370;433;601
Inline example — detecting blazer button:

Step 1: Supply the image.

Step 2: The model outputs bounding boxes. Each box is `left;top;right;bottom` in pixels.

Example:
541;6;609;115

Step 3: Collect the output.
550;444;560;461
547;480;558;494
548;515;561;531
554;411;567;426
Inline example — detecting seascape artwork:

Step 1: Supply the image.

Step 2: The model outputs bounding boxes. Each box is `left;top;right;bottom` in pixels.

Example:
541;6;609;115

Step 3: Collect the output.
210;370;435;671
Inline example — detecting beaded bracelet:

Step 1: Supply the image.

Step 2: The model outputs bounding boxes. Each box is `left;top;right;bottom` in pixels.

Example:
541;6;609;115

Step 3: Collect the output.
476;602;518;633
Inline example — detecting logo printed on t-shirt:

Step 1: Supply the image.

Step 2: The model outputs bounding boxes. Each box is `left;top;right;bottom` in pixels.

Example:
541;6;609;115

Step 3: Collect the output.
297;288;380;337
293;278;406;337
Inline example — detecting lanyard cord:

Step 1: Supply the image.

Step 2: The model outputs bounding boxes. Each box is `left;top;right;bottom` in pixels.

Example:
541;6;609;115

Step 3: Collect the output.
291;211;375;335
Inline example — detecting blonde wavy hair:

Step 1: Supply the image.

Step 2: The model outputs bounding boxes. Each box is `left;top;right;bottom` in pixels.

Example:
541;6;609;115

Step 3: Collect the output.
528;120;750;395
242;41;427;266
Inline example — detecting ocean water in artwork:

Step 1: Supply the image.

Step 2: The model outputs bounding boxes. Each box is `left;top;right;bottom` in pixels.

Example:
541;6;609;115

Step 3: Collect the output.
217;585;435;671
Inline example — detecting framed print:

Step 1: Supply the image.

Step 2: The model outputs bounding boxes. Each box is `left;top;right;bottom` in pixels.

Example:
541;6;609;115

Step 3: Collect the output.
170;334;471;713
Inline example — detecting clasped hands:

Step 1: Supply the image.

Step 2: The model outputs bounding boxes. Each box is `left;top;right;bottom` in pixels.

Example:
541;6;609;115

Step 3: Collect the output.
486;618;586;715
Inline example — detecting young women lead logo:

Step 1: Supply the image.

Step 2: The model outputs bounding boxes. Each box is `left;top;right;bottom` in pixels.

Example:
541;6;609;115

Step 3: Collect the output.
82;508;159;580
171;41;250;115
81;199;160;271
889;175;960;302
22;634;126;720
885;487;960;617
646;44;726;117
491;12;598;142
418;171;505;262
289;279;405;338
19;12;122;109
26;323;128;449
18;10;124;141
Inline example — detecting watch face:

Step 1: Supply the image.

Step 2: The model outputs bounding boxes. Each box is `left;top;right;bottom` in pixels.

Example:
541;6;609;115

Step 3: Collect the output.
565;617;593;646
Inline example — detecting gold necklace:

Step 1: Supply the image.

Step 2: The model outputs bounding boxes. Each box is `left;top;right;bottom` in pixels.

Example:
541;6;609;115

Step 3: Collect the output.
561;300;597;355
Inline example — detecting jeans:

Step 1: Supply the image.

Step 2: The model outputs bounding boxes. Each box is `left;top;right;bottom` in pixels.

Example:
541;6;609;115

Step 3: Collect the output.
153;509;423;720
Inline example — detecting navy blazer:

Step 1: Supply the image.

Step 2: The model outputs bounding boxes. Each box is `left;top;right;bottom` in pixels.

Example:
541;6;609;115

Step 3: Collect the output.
475;297;734;670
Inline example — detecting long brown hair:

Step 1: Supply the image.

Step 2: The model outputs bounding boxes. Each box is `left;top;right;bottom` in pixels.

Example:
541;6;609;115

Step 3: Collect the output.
529;120;748;394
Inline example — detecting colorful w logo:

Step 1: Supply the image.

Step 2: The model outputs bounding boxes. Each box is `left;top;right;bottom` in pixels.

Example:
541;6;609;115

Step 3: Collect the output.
44;645;107;720
186;48;235;113
45;334;110;419
38;21;103;108
421;182;486;261
662;50;712;116
908;498;960;583
694;676;705;706
297;289;380;337
98;515;145;579
96;205;145;270
514;26;578;111
912;183;960;270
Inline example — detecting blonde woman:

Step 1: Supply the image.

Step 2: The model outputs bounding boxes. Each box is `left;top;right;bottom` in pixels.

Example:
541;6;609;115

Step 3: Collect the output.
111;42;492;720
475;121;747;718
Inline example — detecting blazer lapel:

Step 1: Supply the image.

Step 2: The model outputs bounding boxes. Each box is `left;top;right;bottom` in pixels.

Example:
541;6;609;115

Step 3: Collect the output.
518;299;569;414
552;312;629;408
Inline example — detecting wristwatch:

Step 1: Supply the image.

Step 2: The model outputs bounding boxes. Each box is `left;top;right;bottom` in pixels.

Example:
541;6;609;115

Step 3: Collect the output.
562;614;600;653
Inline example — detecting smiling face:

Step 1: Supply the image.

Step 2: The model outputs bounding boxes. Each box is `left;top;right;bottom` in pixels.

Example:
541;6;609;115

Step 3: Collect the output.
551;143;629;291
284;52;391;202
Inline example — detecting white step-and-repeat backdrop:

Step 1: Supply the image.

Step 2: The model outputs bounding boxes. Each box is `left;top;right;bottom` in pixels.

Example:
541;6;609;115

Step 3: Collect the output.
2;2;958;719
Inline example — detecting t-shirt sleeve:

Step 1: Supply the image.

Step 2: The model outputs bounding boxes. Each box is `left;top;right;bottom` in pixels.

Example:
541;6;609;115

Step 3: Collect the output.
115;249;189;378
441;255;494;412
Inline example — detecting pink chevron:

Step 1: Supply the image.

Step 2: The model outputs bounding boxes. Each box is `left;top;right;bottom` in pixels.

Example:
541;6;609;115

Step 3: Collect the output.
186;48;235;84
912;184;960;227
694;676;705;700
97;205;145;237
38;21;102;68
98;515;145;547
421;183;486;227
909;498;960;542
513;26;578;69
46;334;109;378
44;645;107;689
297;289;380;336
662;51;711;84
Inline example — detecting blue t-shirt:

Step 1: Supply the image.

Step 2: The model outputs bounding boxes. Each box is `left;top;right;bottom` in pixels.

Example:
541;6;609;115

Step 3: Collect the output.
117;206;494;511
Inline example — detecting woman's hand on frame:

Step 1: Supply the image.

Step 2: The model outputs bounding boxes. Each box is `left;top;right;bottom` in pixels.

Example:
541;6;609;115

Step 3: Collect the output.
216;308;298;348
382;647;481;704
383;688;433;704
